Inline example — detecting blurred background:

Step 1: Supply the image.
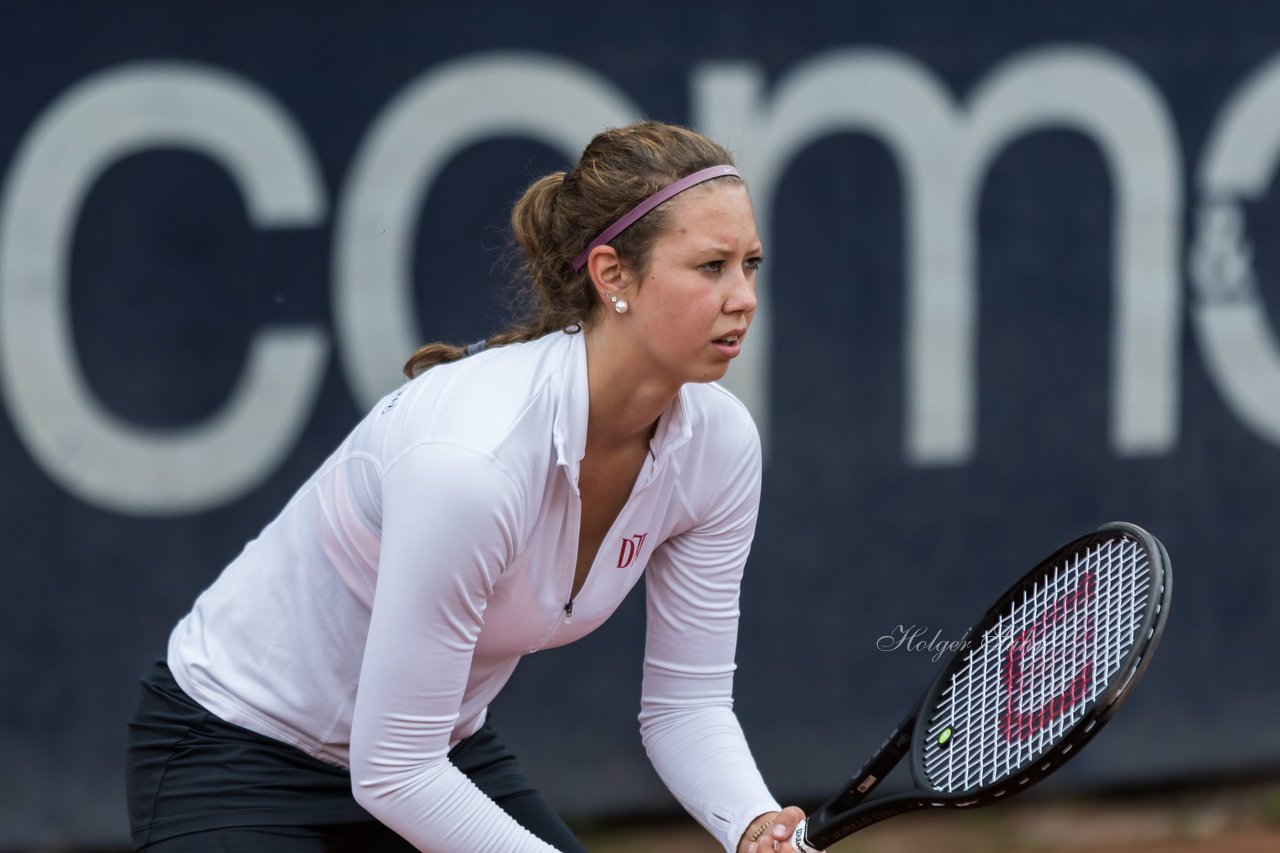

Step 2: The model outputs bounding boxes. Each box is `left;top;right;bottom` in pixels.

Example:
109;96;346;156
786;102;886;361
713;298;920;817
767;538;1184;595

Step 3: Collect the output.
2;1;1279;850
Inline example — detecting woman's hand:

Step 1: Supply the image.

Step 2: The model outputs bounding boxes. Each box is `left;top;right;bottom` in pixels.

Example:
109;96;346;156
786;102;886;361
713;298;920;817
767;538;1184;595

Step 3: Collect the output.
737;805;820;853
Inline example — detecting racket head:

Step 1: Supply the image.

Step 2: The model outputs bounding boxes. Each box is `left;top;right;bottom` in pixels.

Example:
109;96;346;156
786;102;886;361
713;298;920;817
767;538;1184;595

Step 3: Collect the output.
909;521;1171;802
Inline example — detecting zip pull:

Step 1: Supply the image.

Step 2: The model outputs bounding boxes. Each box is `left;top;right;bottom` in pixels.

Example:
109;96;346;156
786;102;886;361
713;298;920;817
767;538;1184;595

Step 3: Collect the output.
563;600;574;624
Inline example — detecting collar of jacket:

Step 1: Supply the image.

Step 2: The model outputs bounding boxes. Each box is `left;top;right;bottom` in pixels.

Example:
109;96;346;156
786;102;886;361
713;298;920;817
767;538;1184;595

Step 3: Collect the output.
550;329;693;490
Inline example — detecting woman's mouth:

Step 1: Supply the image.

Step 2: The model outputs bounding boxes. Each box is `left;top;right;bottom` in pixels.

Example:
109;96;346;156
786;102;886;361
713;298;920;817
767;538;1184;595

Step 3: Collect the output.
711;333;742;356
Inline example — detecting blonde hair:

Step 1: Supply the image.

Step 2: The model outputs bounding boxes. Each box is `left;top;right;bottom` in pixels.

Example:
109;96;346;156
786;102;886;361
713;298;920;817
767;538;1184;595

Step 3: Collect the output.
403;121;739;377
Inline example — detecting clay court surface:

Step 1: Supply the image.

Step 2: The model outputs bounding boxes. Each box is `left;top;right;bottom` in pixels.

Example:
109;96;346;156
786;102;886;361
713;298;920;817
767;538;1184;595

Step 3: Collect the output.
579;781;1280;852
38;781;1280;851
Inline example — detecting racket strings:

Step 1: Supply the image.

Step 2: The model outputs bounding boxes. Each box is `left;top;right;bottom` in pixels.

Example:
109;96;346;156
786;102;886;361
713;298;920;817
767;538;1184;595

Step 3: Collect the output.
921;536;1151;793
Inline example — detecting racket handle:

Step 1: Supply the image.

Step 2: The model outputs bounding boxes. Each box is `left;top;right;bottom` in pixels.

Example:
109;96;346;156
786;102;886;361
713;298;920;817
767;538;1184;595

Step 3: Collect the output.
812;704;918;823
791;819;821;852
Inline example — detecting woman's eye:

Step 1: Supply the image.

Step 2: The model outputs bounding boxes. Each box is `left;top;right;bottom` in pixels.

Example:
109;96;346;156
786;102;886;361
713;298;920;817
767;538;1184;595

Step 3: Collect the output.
700;261;724;273
745;257;764;271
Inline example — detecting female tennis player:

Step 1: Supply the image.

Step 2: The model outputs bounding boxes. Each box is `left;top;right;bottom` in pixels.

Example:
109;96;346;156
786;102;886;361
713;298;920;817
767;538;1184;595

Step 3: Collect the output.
127;120;813;853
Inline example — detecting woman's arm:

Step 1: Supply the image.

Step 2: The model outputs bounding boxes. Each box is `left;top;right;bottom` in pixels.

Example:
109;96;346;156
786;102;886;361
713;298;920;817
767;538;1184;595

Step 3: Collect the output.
639;419;812;851
349;442;559;852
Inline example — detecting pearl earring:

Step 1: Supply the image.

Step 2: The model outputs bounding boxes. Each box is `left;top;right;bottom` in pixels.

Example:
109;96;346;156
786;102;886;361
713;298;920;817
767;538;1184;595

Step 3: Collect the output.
610;294;629;314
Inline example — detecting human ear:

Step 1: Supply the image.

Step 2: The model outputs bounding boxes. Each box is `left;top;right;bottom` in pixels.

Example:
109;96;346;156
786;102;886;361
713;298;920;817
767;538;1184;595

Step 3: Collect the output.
586;246;625;296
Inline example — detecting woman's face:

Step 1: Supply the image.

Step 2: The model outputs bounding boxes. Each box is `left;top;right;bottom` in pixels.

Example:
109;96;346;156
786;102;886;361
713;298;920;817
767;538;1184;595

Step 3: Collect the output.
622;181;762;386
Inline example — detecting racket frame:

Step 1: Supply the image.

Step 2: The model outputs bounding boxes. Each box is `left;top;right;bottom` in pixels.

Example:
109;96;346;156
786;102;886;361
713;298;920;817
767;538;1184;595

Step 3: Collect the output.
798;522;1172;850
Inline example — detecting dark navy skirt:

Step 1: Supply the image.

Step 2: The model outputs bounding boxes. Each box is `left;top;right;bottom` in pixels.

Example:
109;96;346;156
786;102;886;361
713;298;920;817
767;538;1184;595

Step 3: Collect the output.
126;659;584;851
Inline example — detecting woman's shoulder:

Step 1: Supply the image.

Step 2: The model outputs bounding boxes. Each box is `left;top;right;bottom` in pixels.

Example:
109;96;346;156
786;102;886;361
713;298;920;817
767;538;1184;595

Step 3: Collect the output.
679;381;761;452
664;382;762;529
369;333;570;462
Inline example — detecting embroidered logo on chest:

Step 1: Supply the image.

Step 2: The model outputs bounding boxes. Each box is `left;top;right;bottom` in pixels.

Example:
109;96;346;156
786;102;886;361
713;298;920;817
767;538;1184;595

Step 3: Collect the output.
616;533;649;568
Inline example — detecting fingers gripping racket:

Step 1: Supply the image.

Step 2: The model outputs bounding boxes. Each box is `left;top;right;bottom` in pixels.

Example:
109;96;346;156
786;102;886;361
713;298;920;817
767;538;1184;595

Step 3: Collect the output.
792;522;1172;852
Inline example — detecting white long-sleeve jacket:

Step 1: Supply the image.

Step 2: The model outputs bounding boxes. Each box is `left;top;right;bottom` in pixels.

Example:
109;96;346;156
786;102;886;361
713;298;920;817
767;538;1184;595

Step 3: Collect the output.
168;329;780;851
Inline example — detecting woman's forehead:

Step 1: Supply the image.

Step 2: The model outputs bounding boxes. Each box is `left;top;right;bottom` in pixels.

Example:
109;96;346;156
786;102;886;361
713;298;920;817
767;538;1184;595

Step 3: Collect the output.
662;182;760;246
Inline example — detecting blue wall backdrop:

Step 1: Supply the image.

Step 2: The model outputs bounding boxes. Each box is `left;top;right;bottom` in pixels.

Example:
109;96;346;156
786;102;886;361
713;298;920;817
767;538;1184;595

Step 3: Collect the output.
2;1;1279;847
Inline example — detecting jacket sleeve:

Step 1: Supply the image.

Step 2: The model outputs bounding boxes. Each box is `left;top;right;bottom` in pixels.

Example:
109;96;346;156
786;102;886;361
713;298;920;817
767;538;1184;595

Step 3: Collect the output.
349;442;560;852
639;422;781;852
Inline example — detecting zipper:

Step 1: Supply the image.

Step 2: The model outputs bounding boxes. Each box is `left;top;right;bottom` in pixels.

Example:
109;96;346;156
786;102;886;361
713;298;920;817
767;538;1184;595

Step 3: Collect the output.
558;450;658;631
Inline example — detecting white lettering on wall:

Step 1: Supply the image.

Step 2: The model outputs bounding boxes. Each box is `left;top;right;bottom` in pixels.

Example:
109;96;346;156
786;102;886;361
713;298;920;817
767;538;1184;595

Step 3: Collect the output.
1191;55;1280;445
0;47;1276;516
0;63;328;515
698;46;1181;463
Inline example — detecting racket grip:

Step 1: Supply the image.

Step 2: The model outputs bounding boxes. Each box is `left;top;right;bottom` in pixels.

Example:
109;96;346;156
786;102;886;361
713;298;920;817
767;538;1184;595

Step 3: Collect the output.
791;819;821;852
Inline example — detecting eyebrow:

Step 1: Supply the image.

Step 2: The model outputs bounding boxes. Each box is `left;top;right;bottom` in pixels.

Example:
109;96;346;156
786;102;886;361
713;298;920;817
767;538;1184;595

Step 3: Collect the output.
696;244;765;256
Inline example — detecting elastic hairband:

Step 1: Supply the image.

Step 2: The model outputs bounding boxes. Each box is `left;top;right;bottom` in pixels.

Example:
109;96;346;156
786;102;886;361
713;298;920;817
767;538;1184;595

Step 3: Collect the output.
570;165;741;272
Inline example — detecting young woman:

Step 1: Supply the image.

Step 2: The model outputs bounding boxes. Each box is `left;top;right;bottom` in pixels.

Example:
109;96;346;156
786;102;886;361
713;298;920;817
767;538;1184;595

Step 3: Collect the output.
127;121;814;853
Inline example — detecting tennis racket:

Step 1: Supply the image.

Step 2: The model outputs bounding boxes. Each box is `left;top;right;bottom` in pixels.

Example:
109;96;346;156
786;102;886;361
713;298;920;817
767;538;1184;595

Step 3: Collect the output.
792;521;1172;852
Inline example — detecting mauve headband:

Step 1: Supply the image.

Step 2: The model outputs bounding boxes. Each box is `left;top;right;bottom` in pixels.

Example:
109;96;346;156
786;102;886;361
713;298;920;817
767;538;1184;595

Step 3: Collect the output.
570;165;742;272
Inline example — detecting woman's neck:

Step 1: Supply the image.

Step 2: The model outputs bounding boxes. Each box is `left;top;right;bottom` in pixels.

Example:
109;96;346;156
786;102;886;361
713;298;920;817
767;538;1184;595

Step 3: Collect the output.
582;323;677;451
